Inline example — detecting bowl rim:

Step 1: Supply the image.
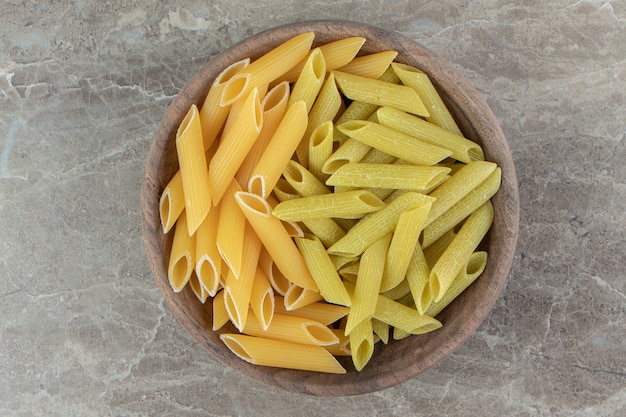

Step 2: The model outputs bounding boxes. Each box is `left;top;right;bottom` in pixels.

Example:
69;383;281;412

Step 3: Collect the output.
141;19;520;396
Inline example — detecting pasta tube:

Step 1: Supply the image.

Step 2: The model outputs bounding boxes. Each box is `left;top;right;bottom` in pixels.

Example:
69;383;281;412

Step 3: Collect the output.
284;284;324;310
327;163;451;191
234;191;318;291
336;51;398;79
167;211;195;292
337;120;452;166
376;106;484;163
295;235;352;307
333;70;429;117
216;179;245;278
429;202;494;302
274;297;349;325
159;171;184;233
272;190;384;221
212;289;230;331
220;32;315;106
349;319;375;371
287;47;326;112
242;313;339;346
249;267;274;330
220;333;346;374
308;121;334;182
175;104;211;235
195;205;221;296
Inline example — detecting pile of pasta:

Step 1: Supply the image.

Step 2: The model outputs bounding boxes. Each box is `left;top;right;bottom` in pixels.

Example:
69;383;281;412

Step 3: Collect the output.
160;32;501;374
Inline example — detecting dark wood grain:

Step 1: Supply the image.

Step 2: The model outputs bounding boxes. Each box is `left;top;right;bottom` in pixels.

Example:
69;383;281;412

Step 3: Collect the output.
141;20;520;396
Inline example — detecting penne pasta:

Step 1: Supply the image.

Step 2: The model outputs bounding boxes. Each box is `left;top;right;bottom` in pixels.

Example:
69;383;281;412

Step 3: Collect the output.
333;70;429;117
372;318;390;345
376;106;484;163
287;47;326;112
216;179;245;278
234;191;318;291
344;234;391;336
258;248;291;296
328;192;435;257
349;319;375;371
248;101;308;198
223;224;263;331
337;120;452;166
424;160;498;227
212;289;230;331
391;62;464;136
426;251;488;317
295;235;352;307
284;283;324;310
175;104;212;235
336;51;398;79
405;243;432;315
159;170;185;233
308;121;334;182
220;32;315;106
283;160;331;197
242;313;339;346
422;167;501;247
274;296;349;325
277;36;366;83
373;293;442;335
168;211;196;292
209;88;263;205
188;270;208;303
321;133;372;174
325;329;352;356
220;333;346;374
380;202;433;292
199;58;251;150
327;163;451;191
429;201;494;302
195;205;221;296
236;81;290;187
272;190;384;221
299;217;346;248
249;267;274;331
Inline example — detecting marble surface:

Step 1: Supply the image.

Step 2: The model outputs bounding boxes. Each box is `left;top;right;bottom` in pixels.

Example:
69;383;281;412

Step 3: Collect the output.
1;1;624;415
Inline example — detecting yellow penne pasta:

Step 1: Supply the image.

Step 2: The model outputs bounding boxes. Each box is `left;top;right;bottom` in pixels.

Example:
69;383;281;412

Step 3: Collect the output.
176;104;212;235
328;192;435;257
168;211;195;292
405;244;432;315
325;329;352;356
338;262;360;283
188;270;208;303
349;319;375;371
209;88;262;205
424;160;498;227
344;234;391;335
333;70;429;117
216;179;245;278
295;235;352;307
391;62;464;136
277;36;366;83
321;133;372;174
336;50;398;79
223;224;263;331
430;202;494;302
422;167;501;247
272;190;384;221
274;296;349;325
234;191;318;291
272;177;300;202
300;217;346;248
308;121;333;182
220;32;315;106
327;163;451;191
337;120;452;166
199;58;251;150
236;81;290;187
373;294;442;335
380;201;433;292
424;229;458;267
372;318;390;345
220;333;346;374
258;248;290;296
332;100;378;146
212;289;230;331
243;313;339;346
249;267;274;331
159;171;185;233
426;251;488;317
195;205;221;296
283;283;324;310
297;72;342;166
376;106;484;163
287;47;326;112
283;160;331;197
248;101;308;198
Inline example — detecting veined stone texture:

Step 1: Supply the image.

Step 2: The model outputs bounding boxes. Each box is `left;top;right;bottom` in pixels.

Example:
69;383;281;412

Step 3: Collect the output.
0;1;624;416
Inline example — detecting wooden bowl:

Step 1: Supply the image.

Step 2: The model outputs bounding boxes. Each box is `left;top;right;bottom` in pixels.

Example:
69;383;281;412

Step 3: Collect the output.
141;20;519;396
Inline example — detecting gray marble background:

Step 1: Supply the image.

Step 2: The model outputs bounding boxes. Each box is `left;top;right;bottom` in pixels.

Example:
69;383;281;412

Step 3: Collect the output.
1;1;624;416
